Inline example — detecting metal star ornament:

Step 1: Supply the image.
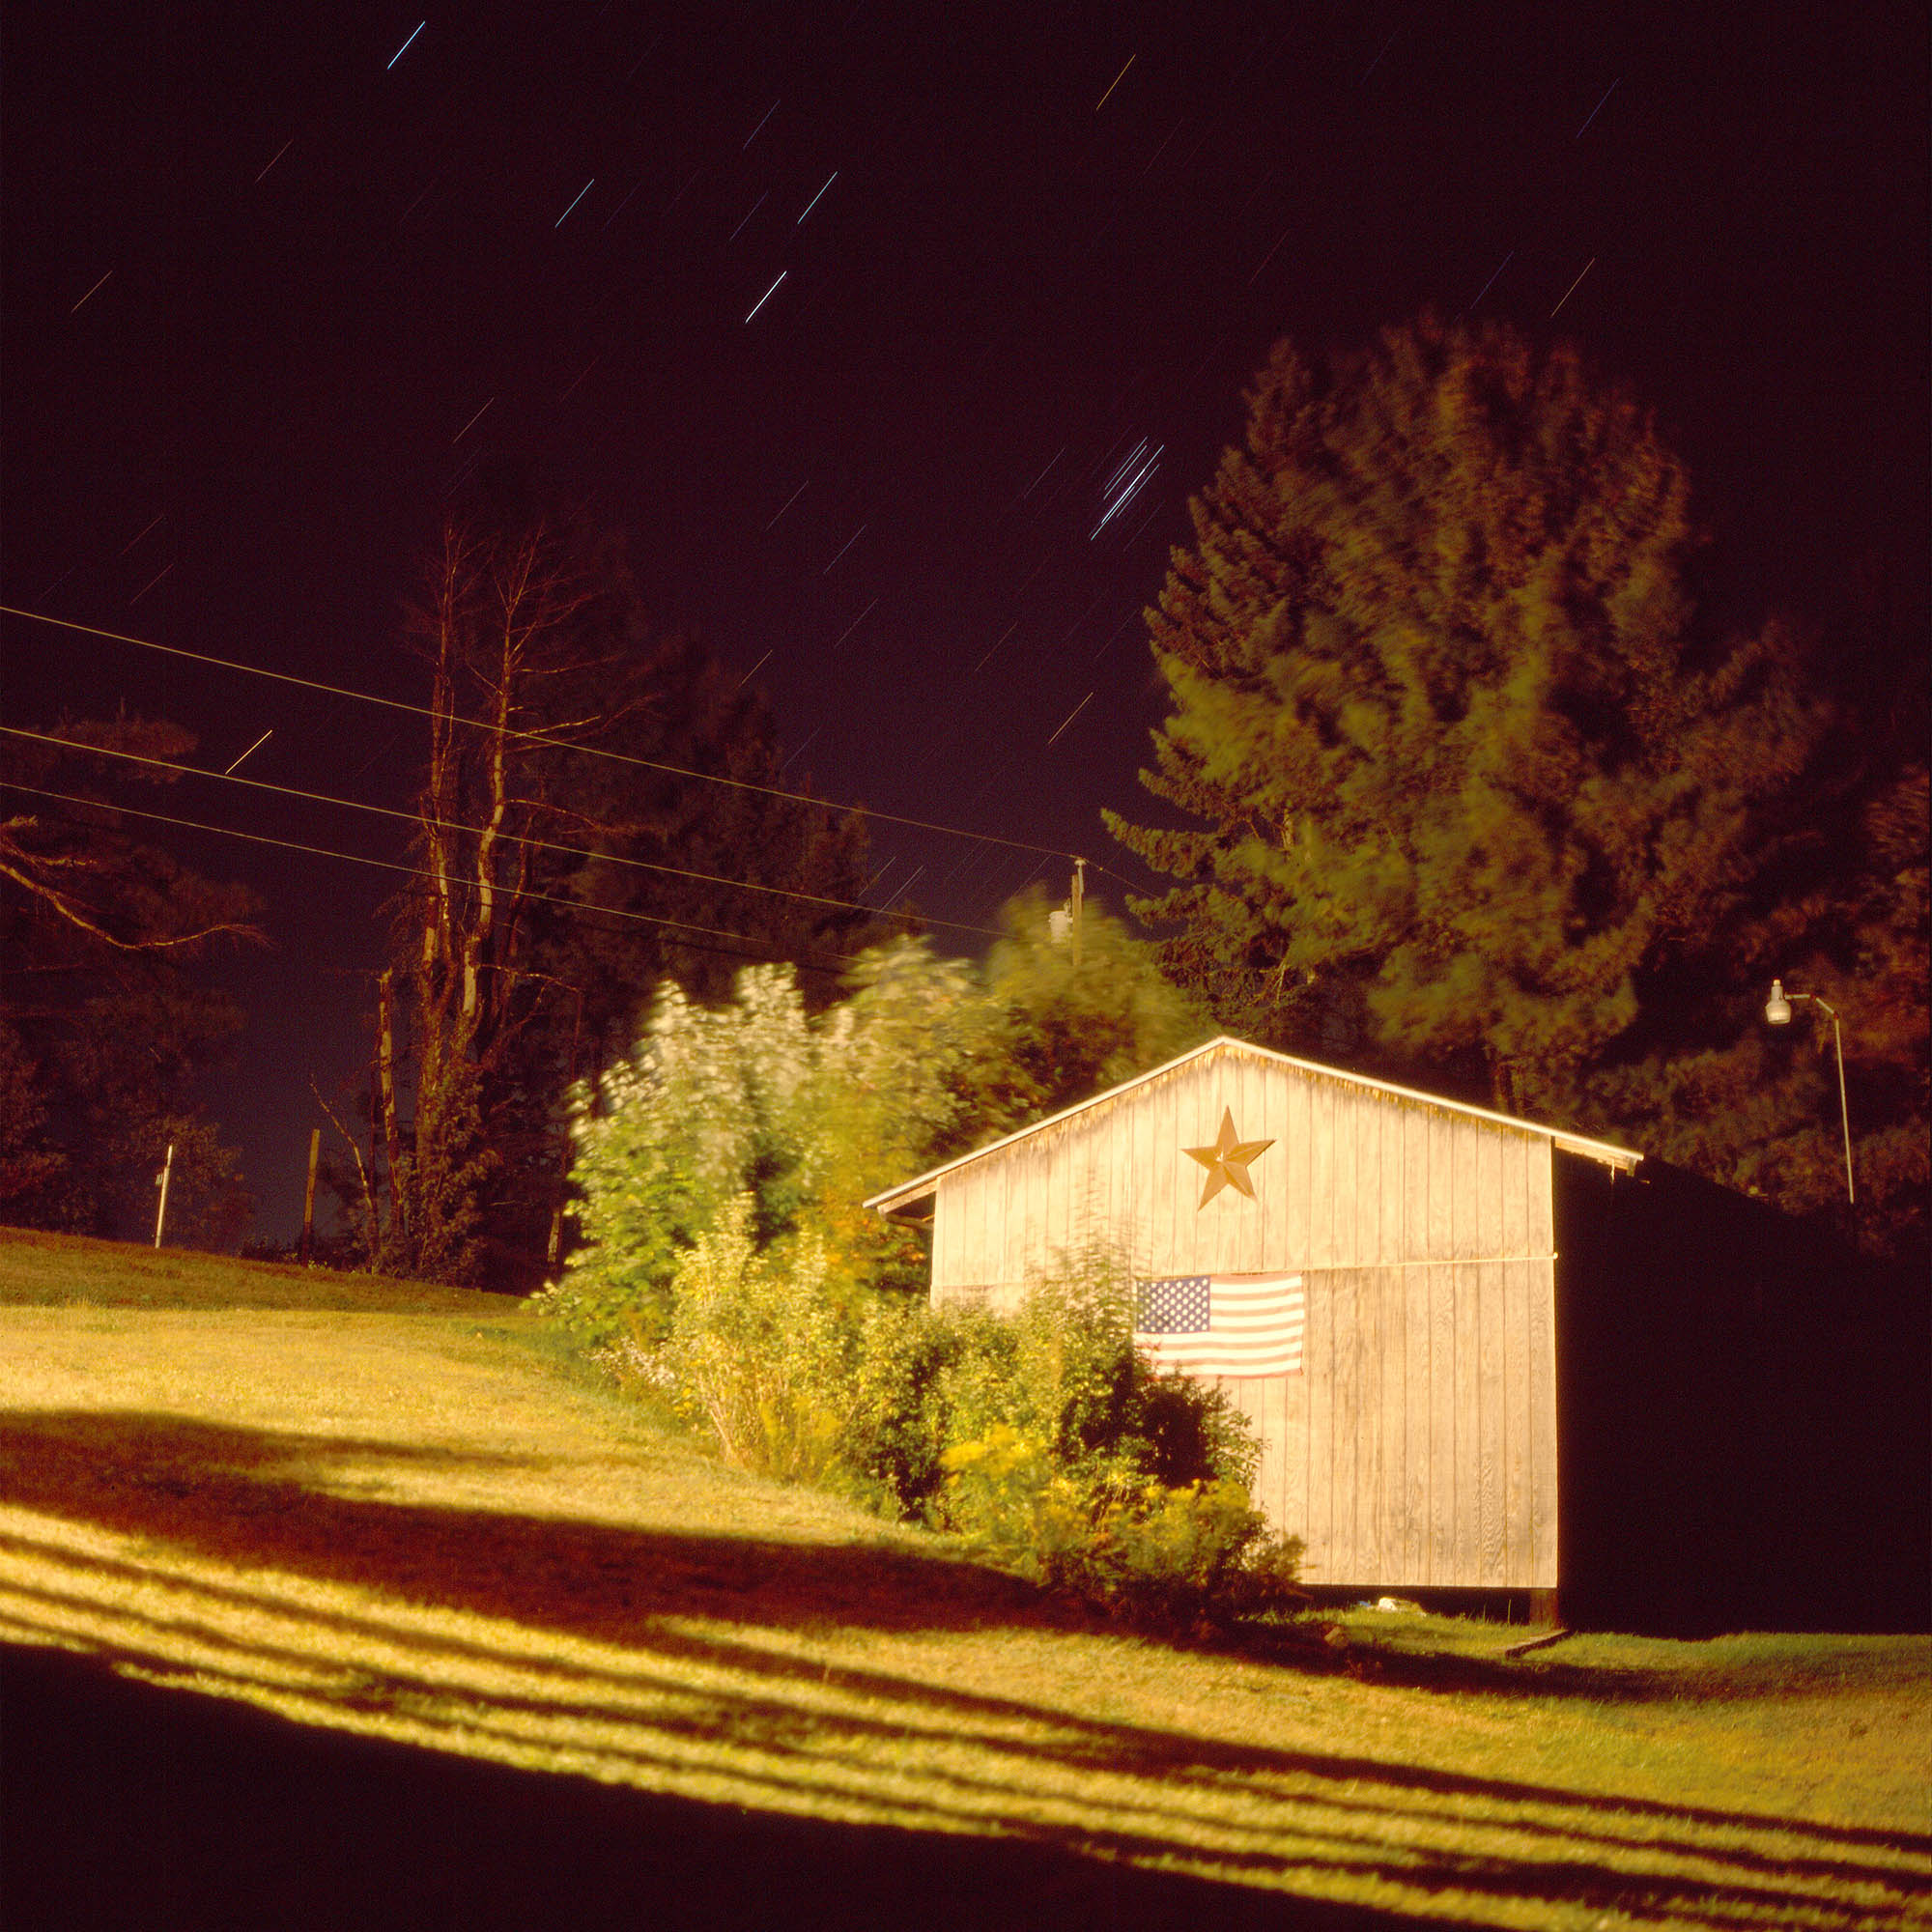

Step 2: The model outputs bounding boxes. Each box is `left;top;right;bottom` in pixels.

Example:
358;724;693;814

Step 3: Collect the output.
1183;1107;1275;1208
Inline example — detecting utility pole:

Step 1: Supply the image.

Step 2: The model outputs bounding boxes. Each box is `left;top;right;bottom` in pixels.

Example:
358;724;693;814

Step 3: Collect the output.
1070;857;1086;965
299;1127;321;1264
153;1142;174;1249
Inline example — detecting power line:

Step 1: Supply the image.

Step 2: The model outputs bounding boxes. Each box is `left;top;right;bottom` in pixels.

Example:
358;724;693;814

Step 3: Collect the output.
0;724;1006;944
0;780;873;979
0;603;1090;865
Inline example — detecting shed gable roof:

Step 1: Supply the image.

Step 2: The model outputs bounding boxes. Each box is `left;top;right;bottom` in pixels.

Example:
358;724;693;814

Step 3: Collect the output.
865;1035;1639;1219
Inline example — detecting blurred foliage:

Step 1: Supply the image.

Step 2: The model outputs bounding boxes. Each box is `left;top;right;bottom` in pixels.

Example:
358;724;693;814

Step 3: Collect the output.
540;895;1209;1344
593;1198;855;1483
1107;314;1925;1259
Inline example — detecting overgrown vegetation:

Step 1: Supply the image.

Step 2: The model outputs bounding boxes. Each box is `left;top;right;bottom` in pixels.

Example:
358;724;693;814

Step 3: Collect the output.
559;1224;1303;1633
531;907;1264;1628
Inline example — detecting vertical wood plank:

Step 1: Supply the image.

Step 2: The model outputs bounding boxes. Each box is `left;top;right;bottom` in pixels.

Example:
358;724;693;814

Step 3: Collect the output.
1158;1061;1186;1272
929;1186;951;1303
1065;1121;1088;1263
1453;1116;1480;1260
1502;1136;1532;1584
1403;1259;1431;1581
1526;1144;1558;1588
1476;1134;1505;1584
1344;1105;1375;1576
1503;1253;1530;1586
1403;1104;1432;1578
1452;1135;1482;1585
1285;1067;1312;1268
958;1163;980;1290
1478;1261;1506;1583
1528;1251;1559;1587
1501;1126;1530;1256
1428;1112;1456;1582
1305;1262;1333;1581
1356;1264;1382;1579
1378;1103;1404;1269
1345;1107;1371;1573
1236;1059;1259;1265
1282;1326;1310;1550
1379;1108;1412;1578
1526;1138;1554;1257
1136;1082;1151;1275
1404;1103;1429;1264
1332;1088;1359;1266
1251;1375;1285;1530
1262;1061;1287;1269
942;1167;962;1293
1329;1267;1358;1579
1311;1078;1336;1268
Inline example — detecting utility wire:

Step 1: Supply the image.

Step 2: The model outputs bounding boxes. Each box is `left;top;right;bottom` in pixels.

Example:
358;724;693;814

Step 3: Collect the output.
0;604;1091;865
0;724;1005;943
0;780;871;978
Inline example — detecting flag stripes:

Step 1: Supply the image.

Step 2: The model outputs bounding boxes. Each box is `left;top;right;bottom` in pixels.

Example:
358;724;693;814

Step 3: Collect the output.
1133;1272;1305;1378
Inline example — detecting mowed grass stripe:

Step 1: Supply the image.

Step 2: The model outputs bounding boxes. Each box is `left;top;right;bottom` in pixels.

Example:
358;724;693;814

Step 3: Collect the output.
2;1230;1929;1929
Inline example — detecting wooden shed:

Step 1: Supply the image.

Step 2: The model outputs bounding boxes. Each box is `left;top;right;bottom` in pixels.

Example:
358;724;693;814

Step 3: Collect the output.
867;1036;1930;1631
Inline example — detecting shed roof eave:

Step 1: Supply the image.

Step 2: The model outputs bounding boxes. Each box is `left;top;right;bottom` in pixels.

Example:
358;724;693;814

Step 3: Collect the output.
863;1035;1641;1215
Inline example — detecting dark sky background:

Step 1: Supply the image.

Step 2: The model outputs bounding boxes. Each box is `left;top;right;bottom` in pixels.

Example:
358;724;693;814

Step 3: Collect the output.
3;2;1926;1240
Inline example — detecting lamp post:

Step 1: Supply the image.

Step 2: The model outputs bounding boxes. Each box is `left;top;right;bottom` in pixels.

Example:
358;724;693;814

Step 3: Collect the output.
1765;980;1855;1206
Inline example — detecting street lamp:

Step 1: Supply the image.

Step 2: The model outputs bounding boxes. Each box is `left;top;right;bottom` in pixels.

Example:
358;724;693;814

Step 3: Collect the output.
1765;980;1855;1205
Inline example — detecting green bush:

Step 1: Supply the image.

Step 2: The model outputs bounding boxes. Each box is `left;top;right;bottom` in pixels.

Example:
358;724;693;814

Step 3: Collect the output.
939;1424;1304;1634
595;1198;857;1482
838;1295;968;1518
836;1257;1303;1633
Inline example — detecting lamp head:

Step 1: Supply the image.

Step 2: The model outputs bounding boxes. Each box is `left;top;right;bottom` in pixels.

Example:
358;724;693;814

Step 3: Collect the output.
1765;979;1792;1026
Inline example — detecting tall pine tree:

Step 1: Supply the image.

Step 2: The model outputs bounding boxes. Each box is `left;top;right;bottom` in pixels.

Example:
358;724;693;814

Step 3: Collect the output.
1106;315;1825;1124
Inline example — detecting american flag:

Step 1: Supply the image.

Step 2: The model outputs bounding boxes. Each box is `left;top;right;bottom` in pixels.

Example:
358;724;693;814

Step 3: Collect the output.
1133;1273;1306;1378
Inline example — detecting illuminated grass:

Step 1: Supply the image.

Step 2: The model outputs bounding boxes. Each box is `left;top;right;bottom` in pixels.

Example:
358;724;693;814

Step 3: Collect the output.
1;1232;1927;1928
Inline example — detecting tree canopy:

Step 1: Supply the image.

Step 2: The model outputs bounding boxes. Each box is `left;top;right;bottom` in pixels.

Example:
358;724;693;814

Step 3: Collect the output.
1106;315;1922;1252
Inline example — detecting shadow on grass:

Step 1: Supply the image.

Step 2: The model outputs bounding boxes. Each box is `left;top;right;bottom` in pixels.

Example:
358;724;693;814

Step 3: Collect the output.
2;1408;1926;1931
3;1642;1385;1932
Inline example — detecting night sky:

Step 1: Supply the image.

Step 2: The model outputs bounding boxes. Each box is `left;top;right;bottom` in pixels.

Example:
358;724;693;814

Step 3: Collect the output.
3;4;1925;1239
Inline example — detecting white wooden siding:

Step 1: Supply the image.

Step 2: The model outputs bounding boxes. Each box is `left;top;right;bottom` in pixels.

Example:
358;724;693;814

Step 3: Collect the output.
926;1040;1559;1590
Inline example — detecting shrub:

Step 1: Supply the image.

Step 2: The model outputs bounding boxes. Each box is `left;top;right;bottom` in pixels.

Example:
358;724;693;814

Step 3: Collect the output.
599;1198;857;1482
842;1256;1304;1632
939;1425;1304;1634
838;1295;967;1518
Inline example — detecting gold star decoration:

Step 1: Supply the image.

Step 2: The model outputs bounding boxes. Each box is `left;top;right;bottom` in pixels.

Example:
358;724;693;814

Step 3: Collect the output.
1183;1106;1275;1208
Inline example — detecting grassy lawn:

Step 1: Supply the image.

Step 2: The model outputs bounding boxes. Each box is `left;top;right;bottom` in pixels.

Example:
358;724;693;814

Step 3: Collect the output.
2;1228;1927;1928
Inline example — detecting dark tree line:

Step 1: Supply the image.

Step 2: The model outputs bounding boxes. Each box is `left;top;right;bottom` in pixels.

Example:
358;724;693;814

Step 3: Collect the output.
340;514;883;1289
0;719;260;1245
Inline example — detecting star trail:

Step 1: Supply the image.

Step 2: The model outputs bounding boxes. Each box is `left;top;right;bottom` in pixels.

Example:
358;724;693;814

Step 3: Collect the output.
2;6;1922;1236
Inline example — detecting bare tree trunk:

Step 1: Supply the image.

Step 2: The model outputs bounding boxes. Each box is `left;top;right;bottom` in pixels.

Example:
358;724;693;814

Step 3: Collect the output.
377;967;407;1243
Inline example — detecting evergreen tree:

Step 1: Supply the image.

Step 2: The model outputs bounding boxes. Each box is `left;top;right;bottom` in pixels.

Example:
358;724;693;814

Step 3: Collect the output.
1106;315;1825;1123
